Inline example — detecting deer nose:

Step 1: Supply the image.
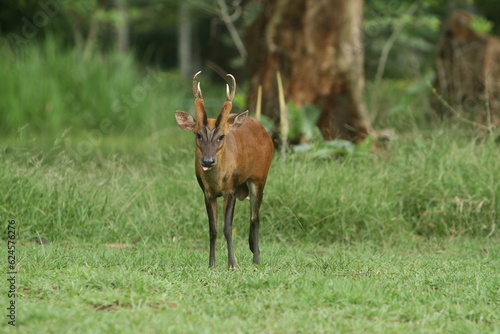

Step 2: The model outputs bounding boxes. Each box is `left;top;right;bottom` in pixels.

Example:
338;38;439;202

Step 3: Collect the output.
201;158;215;168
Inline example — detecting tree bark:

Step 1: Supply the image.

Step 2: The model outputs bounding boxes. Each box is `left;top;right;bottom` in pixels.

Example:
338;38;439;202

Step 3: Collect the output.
114;0;130;53
432;10;500;132
178;3;194;78
245;0;372;143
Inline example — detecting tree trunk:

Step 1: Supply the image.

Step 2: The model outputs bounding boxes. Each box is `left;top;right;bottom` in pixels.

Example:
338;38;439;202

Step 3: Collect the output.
431;10;500;133
245;0;372;143
178;3;194;77
114;0;129;53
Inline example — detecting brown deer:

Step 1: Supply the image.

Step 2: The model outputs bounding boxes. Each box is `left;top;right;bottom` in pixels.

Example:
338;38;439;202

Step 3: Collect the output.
175;71;273;269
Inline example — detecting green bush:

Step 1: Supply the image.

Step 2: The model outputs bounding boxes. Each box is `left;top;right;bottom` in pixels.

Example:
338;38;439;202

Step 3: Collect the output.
0;36;187;137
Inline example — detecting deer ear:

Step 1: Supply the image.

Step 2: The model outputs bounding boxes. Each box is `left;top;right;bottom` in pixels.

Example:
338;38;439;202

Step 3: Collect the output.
175;111;196;131
229;111;249;131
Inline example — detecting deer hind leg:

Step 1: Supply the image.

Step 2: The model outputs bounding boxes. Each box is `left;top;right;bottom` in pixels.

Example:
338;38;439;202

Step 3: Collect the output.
248;180;263;265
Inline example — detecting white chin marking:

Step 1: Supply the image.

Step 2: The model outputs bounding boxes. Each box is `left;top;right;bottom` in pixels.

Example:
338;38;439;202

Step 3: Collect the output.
202;166;210;171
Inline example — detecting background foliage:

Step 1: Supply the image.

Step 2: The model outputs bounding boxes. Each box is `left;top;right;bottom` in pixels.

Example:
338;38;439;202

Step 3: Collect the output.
1;0;500;136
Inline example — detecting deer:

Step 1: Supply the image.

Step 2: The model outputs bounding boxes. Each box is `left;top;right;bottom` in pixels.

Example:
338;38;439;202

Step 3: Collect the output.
175;71;274;269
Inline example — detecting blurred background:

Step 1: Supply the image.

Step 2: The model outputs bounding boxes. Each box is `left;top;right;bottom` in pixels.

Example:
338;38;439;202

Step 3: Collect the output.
0;0;499;144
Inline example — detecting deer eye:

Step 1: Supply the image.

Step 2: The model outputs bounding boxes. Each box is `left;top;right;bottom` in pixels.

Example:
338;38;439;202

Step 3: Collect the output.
218;134;225;141
196;133;202;140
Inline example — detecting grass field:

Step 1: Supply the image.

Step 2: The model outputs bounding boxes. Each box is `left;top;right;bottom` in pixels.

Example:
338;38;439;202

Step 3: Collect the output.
1;39;499;333
2;132;499;333
6;237;500;333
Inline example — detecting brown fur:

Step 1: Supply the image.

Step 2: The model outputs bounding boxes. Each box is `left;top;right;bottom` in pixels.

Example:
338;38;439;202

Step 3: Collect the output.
194;116;273;199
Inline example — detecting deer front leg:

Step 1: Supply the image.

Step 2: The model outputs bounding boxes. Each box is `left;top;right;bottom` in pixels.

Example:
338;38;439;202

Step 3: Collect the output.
204;196;218;268
223;193;237;269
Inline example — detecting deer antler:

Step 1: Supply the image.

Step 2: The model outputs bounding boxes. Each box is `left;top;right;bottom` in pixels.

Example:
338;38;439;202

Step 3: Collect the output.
226;74;236;102
193;71;203;99
216;74;237;128
193;71;207;125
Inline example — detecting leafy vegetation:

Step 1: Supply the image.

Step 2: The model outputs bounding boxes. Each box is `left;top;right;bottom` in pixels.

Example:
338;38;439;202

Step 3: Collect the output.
0;37;188;136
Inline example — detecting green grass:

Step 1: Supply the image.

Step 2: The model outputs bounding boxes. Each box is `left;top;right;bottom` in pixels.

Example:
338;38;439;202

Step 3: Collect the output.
1;132;499;333
5;238;500;333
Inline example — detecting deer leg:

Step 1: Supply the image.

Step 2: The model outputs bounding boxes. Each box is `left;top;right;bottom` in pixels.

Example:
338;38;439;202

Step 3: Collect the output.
223;193;237;269
248;181;262;265
204;196;218;268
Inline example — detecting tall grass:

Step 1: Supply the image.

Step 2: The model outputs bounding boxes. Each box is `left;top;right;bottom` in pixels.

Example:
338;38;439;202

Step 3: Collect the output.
1;131;498;244
0;36;188;137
